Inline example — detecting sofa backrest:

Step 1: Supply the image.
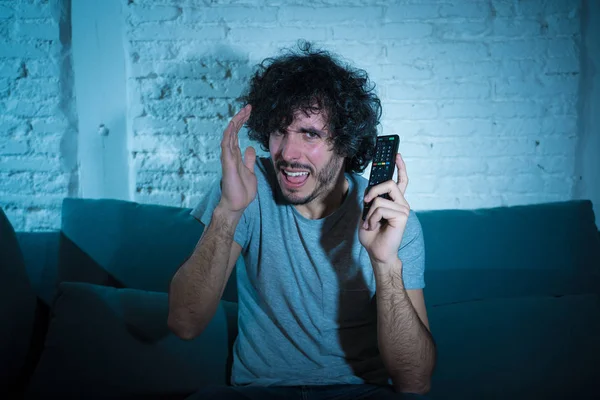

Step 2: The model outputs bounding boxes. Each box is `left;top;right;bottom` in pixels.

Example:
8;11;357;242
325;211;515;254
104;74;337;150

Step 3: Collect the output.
418;199;600;305
23;197;600;309
58;197;239;302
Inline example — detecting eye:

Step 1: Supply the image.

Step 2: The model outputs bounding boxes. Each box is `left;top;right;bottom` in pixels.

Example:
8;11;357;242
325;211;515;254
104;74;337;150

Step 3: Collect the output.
304;131;320;139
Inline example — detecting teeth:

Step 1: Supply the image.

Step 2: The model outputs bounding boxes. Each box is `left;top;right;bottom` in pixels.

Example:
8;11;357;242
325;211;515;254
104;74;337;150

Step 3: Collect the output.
284;170;308;177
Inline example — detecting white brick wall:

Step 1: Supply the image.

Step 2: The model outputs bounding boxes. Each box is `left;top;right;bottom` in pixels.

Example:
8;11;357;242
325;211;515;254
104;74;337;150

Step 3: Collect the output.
0;0;588;231
125;0;582;213
0;0;77;231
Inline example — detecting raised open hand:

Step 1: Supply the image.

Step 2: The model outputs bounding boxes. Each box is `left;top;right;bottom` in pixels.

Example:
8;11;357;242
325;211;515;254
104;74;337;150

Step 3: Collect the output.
218;105;257;214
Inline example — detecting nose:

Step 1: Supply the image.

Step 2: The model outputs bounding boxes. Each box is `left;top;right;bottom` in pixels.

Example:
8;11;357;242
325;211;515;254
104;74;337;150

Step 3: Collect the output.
279;133;301;161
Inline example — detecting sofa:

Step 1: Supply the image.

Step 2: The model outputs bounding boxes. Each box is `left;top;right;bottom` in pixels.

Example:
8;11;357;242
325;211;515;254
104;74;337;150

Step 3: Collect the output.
2;197;600;399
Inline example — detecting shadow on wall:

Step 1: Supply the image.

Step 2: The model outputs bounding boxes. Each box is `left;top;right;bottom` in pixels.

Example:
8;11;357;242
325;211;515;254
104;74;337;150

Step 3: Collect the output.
131;44;268;209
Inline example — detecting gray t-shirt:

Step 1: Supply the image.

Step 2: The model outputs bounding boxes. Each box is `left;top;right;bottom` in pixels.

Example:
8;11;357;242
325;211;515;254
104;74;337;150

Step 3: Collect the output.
191;157;425;387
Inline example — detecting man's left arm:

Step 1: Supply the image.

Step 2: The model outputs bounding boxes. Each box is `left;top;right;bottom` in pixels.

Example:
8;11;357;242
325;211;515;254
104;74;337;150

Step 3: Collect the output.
359;153;436;394
372;259;436;394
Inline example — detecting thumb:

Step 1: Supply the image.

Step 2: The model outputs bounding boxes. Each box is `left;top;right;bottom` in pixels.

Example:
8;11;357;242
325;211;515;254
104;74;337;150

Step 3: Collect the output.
243;146;256;171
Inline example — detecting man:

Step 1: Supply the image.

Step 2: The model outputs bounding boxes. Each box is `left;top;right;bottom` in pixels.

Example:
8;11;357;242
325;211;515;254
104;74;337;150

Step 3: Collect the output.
168;42;436;400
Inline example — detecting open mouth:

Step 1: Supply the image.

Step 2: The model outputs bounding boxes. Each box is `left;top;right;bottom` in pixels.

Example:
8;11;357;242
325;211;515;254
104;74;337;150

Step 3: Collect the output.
281;169;310;187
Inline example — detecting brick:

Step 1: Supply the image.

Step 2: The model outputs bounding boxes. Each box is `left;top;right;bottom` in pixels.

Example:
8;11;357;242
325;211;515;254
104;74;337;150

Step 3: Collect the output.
384;102;438;120
5;97;60;118
182;79;244;99
536;156;573;174
517;0;579;17
0;156;60;172
17;20;59;41
535;135;577;156
544;56;579;76
0;5;14;19
184;154;221;172
0;42;47;58
386;4;440;20
546;37;577;58
437;21;491;40
32;172;69;194
185;6;278;24
0;60;19;78
396;119;493;138
491;0;516;17
379;22;433;40
378;63;433;81
492;18;542;37
31;118;69;134
332;26;378;41
489;39;546;60
128;5;182;23
130;41;179;61
0;172;32;194
14;78;60;100
440;2;493;18
279;6;382;24
31;135;62;156
494;75;578;98
134;152;182;172
540;116;577;134
16;3;52;19
23;58;60;78
0;137;28;154
389;80;490;101
24;208;61;231
411;157;488;176
0;194;63;209
128;24;225;41
132;116;186;133
187;118;227;136
434;60;500;79
227;26;328;42
486;156;535;175
439;100;543;119
546;14;580;36
387;42;488;63
546;98;577;116
499;59;545;78
543;174;575;194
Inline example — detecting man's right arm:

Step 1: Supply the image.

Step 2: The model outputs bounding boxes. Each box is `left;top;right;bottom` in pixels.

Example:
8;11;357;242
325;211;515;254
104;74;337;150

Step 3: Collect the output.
167;205;242;340
167;104;255;340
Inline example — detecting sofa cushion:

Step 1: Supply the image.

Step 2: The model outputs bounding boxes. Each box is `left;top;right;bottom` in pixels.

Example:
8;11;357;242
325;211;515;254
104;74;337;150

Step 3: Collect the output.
418;200;600;305
417;199;600;273
26;282;238;399
0;207;37;395
59;198;238;302
427;293;600;400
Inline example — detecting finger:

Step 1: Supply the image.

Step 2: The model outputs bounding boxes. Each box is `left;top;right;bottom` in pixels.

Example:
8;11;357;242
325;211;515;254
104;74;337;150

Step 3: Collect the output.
364;196;403;224
364;204;409;231
396;153;409;195
364;180;401;203
225;105;252;153
243;146;256;171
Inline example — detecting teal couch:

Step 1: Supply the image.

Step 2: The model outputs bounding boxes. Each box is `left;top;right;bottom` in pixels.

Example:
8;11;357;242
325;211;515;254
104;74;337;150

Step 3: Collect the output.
2;198;600;399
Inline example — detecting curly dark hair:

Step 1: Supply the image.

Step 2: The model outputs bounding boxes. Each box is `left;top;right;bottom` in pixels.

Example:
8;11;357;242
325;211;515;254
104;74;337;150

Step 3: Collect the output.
239;41;382;174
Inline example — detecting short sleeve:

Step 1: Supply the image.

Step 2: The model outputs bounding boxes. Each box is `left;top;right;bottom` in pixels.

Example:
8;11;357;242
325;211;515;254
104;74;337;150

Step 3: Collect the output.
189;179;252;249
398;210;426;290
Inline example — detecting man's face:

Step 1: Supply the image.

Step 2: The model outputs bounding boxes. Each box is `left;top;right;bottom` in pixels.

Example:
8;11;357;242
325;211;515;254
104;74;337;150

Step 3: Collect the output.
269;110;345;206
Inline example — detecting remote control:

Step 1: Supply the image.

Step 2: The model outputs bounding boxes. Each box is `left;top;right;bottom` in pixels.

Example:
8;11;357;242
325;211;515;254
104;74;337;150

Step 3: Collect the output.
362;134;400;221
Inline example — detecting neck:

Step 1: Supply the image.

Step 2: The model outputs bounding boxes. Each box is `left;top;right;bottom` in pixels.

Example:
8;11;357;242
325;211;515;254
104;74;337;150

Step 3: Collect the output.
294;170;349;220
